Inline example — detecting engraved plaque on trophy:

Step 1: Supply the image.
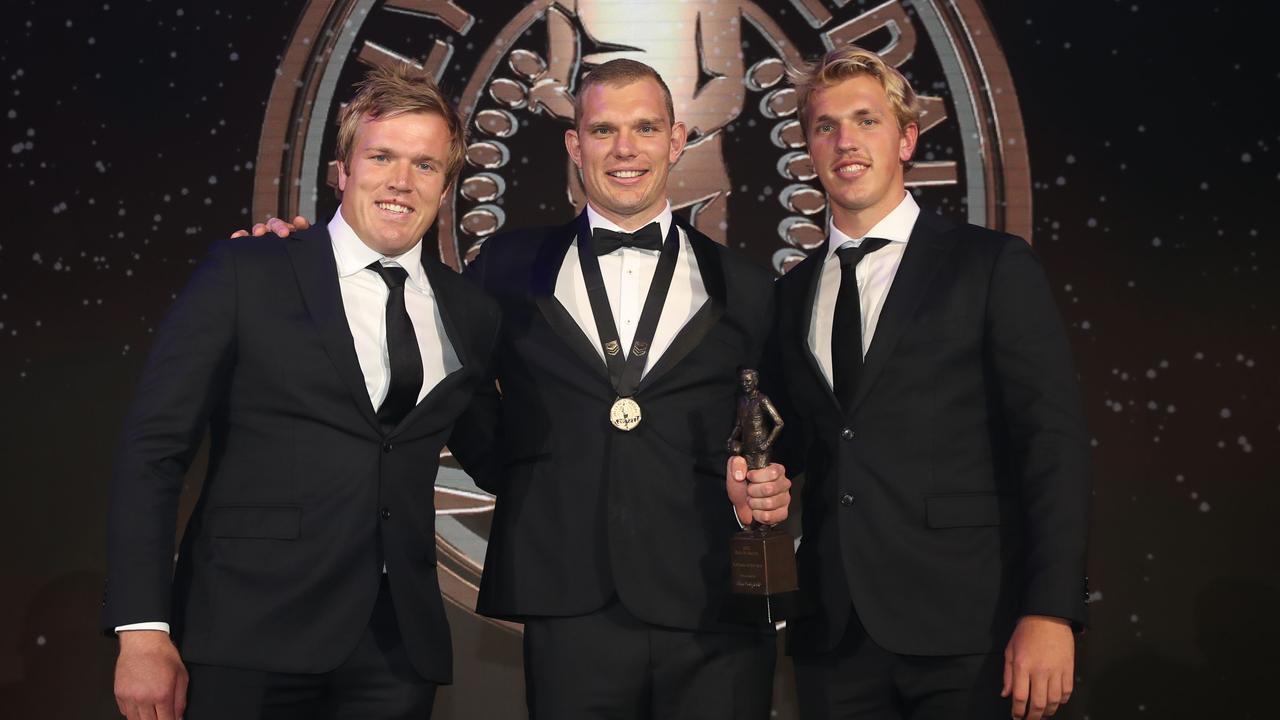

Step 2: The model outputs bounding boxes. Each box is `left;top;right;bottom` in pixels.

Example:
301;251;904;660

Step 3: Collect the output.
726;369;798;622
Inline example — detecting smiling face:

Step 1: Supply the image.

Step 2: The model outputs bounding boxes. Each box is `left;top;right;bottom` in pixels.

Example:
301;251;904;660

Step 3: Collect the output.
805;74;919;237
337;111;452;256
565;78;687;231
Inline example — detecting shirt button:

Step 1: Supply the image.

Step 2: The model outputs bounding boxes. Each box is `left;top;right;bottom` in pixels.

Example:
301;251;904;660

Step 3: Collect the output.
840;493;855;507
382;442;394;453
380;508;392;520
840;428;855;440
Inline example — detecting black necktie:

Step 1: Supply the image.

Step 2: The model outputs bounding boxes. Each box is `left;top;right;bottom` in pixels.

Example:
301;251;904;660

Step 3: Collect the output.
367;262;423;432
592;222;663;256
832;238;890;411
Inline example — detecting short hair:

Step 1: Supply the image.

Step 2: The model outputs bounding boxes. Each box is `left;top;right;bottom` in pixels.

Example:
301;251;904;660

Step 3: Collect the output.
573;59;676;128
790;46;921;135
335;64;466;188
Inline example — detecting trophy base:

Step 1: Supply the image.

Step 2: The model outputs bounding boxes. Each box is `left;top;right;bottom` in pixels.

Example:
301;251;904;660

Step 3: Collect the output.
728;525;800;623
722;589;802;624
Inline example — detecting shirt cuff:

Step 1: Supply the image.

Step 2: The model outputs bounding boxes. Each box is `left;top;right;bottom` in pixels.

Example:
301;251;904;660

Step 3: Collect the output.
115;622;170;635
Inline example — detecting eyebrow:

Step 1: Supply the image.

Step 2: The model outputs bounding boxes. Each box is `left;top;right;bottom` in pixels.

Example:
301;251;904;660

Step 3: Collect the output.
366;146;442;164
814;108;881;123
587;117;668;130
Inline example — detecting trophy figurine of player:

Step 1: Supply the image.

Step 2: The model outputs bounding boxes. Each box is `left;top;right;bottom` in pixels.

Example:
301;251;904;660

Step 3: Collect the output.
726;368;798;622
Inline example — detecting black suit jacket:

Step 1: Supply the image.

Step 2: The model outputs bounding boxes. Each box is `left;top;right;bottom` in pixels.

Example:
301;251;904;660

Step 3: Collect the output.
773;211;1090;657
461;212;774;631
103;226;499;683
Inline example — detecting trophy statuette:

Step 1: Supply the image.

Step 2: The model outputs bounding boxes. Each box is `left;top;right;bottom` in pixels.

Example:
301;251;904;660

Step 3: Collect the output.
726;368;798;622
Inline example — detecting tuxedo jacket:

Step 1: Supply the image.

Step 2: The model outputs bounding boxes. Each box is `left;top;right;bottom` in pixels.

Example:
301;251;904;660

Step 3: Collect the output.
461;212;774;632
773;211;1090;657
103;226;499;683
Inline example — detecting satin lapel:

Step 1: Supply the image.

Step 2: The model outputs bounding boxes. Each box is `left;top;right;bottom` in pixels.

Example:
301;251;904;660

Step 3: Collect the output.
790;251;842;415
392;257;472;434
284;227;380;434
636;219;726;392
848;213;956;414
533;213;611;382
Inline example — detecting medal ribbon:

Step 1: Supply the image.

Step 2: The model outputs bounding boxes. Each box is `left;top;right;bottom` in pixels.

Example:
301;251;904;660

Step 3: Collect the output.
576;214;680;401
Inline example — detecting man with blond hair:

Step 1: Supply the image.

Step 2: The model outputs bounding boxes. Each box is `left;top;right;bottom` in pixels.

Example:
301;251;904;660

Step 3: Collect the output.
104;64;499;718
771;46;1090;720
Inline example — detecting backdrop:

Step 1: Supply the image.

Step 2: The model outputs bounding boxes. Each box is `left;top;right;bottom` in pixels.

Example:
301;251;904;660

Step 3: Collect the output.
1;1;1276;717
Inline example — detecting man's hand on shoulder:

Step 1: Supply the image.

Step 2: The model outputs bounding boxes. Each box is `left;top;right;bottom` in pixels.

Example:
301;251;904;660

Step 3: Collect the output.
114;630;188;720
1002;614;1075;720
726;456;792;526
229;215;312;238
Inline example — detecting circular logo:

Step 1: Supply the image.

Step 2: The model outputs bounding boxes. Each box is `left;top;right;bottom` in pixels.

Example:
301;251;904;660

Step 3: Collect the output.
253;0;1031;630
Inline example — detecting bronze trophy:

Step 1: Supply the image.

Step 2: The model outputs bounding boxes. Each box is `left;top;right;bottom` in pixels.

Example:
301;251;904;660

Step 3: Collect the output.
726;368;798;622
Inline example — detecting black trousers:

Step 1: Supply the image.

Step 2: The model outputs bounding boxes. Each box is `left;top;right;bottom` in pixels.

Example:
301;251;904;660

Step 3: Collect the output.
522;598;776;720
184;577;437;719
791;610;1006;720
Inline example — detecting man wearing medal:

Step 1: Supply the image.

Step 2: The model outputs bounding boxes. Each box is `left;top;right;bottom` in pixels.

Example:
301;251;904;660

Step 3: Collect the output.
249;58;794;718
462;59;793;718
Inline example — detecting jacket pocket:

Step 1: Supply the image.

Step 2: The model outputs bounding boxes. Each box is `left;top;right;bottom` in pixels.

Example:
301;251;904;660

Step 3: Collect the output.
209;505;302;540
925;493;1005;528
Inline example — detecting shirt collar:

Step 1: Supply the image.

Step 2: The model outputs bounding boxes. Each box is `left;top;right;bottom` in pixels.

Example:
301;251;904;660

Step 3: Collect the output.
328;208;430;294
585;201;673;248
825;191;920;262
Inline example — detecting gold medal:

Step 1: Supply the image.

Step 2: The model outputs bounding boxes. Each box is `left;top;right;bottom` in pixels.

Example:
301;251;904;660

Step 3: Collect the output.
609;397;642;431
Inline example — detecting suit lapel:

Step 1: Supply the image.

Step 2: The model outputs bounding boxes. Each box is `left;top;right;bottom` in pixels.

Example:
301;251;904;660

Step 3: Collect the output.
392;257;472;434
789;251;843;415
636;218;726;392
533;213;612;382
849;212;956;413
284;227;381;434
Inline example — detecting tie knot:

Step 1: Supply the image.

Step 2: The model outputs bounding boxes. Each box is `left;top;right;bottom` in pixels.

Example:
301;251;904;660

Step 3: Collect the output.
836;238;890;267
367;262;410;289
592;222;664;256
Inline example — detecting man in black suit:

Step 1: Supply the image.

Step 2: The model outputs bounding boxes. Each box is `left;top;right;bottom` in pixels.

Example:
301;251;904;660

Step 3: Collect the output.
769;47;1090;720
462;59;792;719
104;64;499;719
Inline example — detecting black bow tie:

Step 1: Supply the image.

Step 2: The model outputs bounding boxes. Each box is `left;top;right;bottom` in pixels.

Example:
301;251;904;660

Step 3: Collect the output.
592;223;663;256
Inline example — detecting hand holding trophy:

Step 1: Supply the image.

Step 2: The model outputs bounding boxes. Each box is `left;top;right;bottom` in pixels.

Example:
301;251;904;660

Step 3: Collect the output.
726;369;798;622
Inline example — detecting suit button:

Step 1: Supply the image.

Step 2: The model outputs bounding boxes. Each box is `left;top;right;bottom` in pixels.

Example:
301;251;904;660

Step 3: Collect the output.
840;428;855;440
380;508;392;520
840;493;855;506
382;442;393;453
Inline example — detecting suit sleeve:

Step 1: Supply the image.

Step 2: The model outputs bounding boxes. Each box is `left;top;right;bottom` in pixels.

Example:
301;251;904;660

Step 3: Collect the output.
104;241;238;633
985;238;1091;628
447;301;503;495
760;278;806;477
449;243;503;494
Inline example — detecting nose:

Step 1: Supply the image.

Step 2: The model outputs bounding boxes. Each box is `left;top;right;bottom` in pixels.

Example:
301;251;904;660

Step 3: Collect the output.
388;160;412;190
612;131;637;158
835;122;858;152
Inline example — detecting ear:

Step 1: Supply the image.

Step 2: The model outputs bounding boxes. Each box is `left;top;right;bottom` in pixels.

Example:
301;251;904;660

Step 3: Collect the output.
336;160;349;192
668;120;688;164
564;128;582;168
899;122;919;164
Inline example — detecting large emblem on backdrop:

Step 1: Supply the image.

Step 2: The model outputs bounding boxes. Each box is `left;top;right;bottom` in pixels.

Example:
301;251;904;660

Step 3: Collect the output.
252;0;1030;630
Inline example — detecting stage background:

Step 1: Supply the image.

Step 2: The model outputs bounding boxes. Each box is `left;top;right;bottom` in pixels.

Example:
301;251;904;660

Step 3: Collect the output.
1;1;1276;717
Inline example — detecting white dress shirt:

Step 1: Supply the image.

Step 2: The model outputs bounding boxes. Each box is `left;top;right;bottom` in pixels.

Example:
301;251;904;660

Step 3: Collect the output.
808;192;920;389
328;208;460;408
117;209;457;635
555;202;707;373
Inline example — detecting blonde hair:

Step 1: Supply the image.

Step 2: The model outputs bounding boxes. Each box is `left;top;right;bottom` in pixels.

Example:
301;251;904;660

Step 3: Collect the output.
335;64;466;188
790;46;920;135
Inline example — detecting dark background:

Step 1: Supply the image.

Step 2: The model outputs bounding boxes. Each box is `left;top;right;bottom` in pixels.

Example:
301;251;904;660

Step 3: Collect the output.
2;0;1277;717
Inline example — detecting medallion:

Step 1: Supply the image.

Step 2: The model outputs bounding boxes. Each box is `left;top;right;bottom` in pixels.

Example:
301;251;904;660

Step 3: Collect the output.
609;397;642;431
